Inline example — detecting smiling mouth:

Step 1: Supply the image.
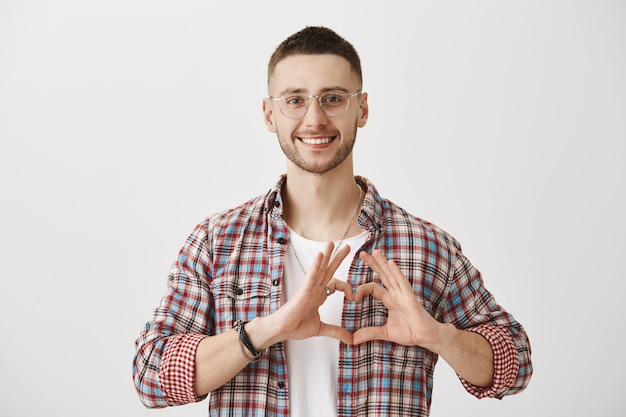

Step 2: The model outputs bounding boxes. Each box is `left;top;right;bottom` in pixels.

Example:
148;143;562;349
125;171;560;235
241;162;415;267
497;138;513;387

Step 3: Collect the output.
299;136;335;145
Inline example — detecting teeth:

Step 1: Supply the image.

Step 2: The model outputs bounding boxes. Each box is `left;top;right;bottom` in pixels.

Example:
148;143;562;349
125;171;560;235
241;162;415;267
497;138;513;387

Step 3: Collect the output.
301;137;332;145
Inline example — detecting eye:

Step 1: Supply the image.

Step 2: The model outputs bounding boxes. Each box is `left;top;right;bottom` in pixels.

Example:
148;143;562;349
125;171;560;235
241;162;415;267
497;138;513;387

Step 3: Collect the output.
321;92;346;106
284;95;306;106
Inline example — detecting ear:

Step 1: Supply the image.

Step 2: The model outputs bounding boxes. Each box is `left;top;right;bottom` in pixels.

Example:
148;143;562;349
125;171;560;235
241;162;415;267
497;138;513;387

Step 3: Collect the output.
357;92;369;128
262;98;277;133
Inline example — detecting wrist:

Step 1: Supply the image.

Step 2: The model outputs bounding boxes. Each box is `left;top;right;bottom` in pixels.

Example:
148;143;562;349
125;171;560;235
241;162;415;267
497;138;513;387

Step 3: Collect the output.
425;322;459;356
243;316;279;351
234;320;266;361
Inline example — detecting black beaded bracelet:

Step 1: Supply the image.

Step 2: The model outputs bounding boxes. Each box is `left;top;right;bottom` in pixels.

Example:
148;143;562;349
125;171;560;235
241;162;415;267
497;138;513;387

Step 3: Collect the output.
234;320;265;360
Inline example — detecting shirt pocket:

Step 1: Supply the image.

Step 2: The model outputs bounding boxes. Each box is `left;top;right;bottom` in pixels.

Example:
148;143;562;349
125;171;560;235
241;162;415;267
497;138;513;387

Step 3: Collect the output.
211;273;273;330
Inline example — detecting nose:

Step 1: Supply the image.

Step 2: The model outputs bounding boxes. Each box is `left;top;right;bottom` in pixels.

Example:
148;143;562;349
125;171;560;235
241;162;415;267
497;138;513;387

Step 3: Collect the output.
302;96;328;125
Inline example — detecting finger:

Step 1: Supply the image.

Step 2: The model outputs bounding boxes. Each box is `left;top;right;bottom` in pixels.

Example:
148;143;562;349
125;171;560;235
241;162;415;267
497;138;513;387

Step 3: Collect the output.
327;279;355;301
369;251;412;293
326;244;351;275
354;282;387;302
371;250;398;289
304;243;336;288
305;251;325;286
359;251;393;288
311;243;349;287
358;251;384;277
384;257;413;291
317;322;354;345
352;326;387;345
321;241;335;263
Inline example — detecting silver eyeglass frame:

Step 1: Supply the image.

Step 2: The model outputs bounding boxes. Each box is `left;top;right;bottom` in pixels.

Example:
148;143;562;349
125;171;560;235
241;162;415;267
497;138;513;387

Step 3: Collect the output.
268;90;362;119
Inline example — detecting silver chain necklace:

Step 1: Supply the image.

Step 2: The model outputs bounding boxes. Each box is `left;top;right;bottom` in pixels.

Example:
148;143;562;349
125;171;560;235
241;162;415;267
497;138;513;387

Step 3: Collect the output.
290;183;363;275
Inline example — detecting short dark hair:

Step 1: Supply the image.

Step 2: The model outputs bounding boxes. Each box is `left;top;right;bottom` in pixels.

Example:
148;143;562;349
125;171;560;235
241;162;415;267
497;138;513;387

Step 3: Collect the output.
267;26;363;88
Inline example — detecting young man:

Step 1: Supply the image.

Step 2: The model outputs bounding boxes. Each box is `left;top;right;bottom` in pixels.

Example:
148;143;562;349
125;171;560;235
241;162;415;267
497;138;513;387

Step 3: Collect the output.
133;26;532;416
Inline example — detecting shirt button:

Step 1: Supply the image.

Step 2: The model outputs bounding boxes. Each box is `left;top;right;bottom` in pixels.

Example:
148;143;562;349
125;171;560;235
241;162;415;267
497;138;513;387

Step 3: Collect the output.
272;279;279;286
274;200;280;208
235;287;244;295
277;237;286;244
278;381;285;389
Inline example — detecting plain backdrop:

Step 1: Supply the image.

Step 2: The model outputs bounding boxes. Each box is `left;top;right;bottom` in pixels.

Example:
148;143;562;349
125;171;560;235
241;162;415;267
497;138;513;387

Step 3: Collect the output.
1;1;625;416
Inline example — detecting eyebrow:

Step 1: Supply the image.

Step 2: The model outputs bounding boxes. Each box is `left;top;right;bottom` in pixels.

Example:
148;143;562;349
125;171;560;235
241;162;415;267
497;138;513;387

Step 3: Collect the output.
276;86;350;97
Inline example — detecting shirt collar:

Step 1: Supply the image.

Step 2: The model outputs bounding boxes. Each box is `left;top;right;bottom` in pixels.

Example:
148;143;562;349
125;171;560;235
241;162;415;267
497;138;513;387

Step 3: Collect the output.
266;174;385;233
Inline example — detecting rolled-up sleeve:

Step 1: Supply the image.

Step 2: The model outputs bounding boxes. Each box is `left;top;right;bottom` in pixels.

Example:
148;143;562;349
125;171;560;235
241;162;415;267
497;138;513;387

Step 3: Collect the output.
159;333;208;404
444;249;533;399
462;324;532;399
132;221;214;408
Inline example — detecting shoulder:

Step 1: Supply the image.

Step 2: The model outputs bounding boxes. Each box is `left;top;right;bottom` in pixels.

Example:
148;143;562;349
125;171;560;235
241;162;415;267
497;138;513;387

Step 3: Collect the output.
196;192;271;238
361;176;461;253
193;177;285;242
389;199;460;251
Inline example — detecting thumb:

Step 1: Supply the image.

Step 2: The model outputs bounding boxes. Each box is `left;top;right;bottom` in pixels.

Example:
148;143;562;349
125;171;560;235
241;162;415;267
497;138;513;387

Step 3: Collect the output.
352;326;387;345
318;323;354;345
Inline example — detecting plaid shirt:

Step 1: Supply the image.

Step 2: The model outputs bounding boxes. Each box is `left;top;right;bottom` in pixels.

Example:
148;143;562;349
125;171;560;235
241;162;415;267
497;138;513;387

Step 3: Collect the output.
133;176;532;416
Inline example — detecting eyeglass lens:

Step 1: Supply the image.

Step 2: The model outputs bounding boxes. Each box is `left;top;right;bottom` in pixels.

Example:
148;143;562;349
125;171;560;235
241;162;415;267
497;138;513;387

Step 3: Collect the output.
279;91;353;119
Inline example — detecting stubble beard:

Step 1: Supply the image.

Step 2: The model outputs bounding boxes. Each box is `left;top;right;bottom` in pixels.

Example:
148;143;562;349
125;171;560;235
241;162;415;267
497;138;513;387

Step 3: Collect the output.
276;120;358;175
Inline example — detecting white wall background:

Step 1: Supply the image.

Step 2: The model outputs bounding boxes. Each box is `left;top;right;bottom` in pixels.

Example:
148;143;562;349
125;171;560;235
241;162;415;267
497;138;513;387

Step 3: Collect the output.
1;1;624;416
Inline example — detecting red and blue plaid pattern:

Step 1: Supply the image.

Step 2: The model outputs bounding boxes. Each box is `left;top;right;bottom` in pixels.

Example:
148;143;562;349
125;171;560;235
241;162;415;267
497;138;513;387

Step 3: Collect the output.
133;176;532;416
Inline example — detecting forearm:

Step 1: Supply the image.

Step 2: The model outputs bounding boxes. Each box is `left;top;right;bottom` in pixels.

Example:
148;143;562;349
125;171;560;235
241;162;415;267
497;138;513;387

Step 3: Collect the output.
432;323;494;388
193;330;248;395
194;317;270;396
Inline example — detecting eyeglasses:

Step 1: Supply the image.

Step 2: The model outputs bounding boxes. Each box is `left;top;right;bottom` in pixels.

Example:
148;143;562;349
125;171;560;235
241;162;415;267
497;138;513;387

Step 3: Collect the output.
268;90;362;119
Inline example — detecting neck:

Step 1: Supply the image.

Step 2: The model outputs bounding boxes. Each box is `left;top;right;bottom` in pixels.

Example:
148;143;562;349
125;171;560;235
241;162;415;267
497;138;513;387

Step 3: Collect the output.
282;165;363;242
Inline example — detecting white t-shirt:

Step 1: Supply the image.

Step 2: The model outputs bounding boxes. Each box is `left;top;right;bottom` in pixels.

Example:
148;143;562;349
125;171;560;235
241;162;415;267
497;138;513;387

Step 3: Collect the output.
283;228;369;417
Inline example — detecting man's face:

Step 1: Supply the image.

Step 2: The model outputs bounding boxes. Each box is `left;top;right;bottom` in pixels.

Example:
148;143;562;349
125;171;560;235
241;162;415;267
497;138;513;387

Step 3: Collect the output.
263;54;368;175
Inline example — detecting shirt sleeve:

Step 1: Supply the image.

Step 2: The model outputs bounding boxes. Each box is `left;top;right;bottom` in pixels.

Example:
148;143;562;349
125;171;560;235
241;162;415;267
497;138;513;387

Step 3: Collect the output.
442;249;533;399
132;221;215;408
159;333;209;404
461;324;525;399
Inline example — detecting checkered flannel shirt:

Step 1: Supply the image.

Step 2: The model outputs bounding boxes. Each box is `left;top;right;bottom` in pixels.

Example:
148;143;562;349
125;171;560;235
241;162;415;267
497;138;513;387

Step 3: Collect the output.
133;175;532;416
